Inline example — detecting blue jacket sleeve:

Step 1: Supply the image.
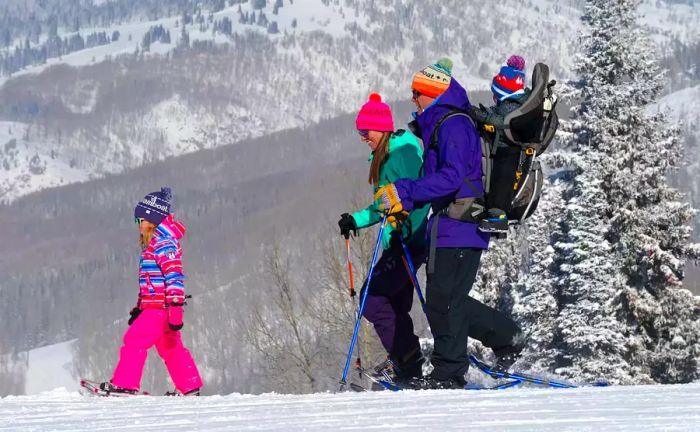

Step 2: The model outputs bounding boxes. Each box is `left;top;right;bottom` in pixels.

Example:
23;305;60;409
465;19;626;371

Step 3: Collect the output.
394;117;479;210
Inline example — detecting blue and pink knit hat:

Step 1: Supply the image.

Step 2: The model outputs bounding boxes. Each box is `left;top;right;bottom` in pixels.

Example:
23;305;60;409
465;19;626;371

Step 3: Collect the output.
134;187;172;225
491;55;526;102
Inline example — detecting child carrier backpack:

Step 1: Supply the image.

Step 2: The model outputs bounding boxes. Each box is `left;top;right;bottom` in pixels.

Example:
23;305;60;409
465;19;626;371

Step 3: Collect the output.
430;62;559;226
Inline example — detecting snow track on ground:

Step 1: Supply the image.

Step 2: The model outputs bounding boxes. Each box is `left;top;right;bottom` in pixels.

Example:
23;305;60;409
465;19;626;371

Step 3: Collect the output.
2;383;699;431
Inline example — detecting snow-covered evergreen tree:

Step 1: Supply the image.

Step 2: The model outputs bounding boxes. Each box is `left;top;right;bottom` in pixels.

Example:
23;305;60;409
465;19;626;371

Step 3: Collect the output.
472;229;522;312
550;154;631;382
509;177;566;374
552;0;700;383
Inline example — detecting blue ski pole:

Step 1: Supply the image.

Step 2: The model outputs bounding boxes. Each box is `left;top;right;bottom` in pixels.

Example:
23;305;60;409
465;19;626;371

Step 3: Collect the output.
399;235;426;313
339;213;388;390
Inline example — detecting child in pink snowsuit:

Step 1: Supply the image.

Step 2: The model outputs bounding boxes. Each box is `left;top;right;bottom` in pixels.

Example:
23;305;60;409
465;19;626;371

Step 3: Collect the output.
101;187;203;396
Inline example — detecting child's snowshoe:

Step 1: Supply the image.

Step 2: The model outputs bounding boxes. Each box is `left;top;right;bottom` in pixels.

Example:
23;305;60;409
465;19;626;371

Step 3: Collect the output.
80;379;147;397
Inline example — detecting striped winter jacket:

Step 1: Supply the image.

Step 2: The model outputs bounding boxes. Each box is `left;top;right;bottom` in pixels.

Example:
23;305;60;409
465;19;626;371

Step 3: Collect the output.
138;214;186;309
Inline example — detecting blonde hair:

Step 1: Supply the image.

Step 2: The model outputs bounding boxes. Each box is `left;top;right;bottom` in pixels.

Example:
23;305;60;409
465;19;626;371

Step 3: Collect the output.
139;222;157;249
368;132;392;186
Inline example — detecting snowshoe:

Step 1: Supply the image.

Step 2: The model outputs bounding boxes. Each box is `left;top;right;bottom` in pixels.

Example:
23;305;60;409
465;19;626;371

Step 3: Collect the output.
80;379;147;397
368;358;397;390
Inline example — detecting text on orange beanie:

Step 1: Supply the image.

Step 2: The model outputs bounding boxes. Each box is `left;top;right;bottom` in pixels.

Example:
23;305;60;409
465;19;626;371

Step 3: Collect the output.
412;57;454;99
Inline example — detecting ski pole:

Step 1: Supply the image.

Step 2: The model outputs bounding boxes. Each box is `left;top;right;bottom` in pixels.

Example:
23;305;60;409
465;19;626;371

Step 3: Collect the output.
344;237;362;376
339;213;388;390
345;238;356;298
399;235;426;313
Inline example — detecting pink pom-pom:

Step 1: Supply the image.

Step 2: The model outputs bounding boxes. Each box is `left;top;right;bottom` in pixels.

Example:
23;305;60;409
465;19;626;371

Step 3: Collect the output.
369;93;382;102
507;55;525;71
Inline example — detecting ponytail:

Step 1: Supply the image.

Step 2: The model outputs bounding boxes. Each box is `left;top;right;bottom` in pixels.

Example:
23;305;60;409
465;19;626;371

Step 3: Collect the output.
368;132;392;186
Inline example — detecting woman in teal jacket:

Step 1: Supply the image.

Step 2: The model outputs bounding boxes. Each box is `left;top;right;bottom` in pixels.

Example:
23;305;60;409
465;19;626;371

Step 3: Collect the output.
338;93;429;381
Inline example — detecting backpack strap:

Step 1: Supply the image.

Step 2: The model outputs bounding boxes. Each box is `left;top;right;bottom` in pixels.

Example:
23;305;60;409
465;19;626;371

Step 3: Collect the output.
426;110;489;274
429;110;488;197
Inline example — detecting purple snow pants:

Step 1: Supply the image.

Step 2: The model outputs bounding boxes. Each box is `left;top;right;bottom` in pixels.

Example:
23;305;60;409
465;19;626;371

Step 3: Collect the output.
361;243;426;360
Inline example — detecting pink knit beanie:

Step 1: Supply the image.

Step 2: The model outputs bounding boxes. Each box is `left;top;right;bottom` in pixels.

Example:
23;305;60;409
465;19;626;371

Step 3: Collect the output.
355;93;394;132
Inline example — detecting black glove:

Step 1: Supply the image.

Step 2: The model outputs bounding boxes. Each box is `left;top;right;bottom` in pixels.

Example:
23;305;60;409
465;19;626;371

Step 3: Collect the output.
338;213;358;239
128;307;142;326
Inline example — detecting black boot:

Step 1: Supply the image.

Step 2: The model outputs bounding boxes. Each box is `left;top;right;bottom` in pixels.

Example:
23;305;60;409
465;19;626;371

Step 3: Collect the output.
392;348;425;381
396;373;467;390
493;335;526;373
164;388;200;396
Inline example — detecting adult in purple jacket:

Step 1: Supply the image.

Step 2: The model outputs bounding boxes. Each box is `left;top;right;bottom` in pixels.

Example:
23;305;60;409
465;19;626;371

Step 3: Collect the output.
375;58;524;389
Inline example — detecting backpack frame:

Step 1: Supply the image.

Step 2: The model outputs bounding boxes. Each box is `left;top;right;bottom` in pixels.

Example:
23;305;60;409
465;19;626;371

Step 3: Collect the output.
429;62;559;225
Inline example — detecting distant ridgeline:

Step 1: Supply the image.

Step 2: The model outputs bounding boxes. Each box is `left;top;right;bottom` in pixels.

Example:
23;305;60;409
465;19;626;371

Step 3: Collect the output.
0;0;282;77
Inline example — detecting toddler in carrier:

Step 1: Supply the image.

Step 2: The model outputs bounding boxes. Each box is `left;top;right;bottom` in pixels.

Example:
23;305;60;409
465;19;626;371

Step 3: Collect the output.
471;55;530;234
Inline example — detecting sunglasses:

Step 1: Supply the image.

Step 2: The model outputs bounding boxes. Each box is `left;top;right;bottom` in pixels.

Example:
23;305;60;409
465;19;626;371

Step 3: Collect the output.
358;129;369;138
412;89;421;100
134;217;144;225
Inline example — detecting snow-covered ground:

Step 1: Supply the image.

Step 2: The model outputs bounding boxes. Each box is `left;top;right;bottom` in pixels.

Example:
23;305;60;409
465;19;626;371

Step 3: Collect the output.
1;383;699;431
24;341;77;395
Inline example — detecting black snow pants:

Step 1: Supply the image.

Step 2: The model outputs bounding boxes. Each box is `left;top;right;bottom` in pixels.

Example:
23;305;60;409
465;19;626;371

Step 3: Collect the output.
426;247;521;380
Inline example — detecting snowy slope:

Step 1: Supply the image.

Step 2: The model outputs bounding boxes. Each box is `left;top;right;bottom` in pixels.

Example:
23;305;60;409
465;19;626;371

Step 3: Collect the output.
655;83;700;123
0;122;89;200
1;384;700;431
24;341;77;395
640;0;700;44
651;84;700;205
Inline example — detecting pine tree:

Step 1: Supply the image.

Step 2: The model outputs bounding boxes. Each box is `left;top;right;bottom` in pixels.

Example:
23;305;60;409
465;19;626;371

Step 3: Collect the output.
551;154;631;382
472;229;522;317
552;0;700;383
509;178;566;373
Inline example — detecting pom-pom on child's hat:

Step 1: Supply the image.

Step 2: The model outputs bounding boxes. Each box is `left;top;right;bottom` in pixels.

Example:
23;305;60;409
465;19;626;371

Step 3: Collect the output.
134;187;172;225
412;57;453;99
355;93;395;132
491;55;527;101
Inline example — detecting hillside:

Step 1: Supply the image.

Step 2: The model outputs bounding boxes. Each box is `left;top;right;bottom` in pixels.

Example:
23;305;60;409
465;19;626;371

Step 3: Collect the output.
1;0;698;201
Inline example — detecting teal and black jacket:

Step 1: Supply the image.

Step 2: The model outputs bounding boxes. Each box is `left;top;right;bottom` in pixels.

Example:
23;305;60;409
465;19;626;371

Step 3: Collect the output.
352;130;429;250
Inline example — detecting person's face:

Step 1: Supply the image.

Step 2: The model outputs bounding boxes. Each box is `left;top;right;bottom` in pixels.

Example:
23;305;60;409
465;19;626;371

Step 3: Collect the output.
135;218;154;235
359;130;384;151
412;89;434;115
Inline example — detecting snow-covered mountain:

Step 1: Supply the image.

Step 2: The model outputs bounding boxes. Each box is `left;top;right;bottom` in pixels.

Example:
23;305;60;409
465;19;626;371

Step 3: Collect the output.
2;383;700;431
0;0;698;202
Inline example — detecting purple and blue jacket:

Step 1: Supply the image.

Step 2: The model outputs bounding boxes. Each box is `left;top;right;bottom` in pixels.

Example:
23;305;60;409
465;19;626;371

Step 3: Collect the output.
394;78;490;250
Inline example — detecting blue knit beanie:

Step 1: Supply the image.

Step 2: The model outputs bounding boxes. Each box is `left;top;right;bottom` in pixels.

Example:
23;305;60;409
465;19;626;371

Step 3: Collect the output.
134;187;172;225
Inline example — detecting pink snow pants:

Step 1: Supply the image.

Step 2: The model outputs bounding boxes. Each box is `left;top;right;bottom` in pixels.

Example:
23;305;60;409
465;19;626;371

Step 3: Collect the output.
111;309;203;393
